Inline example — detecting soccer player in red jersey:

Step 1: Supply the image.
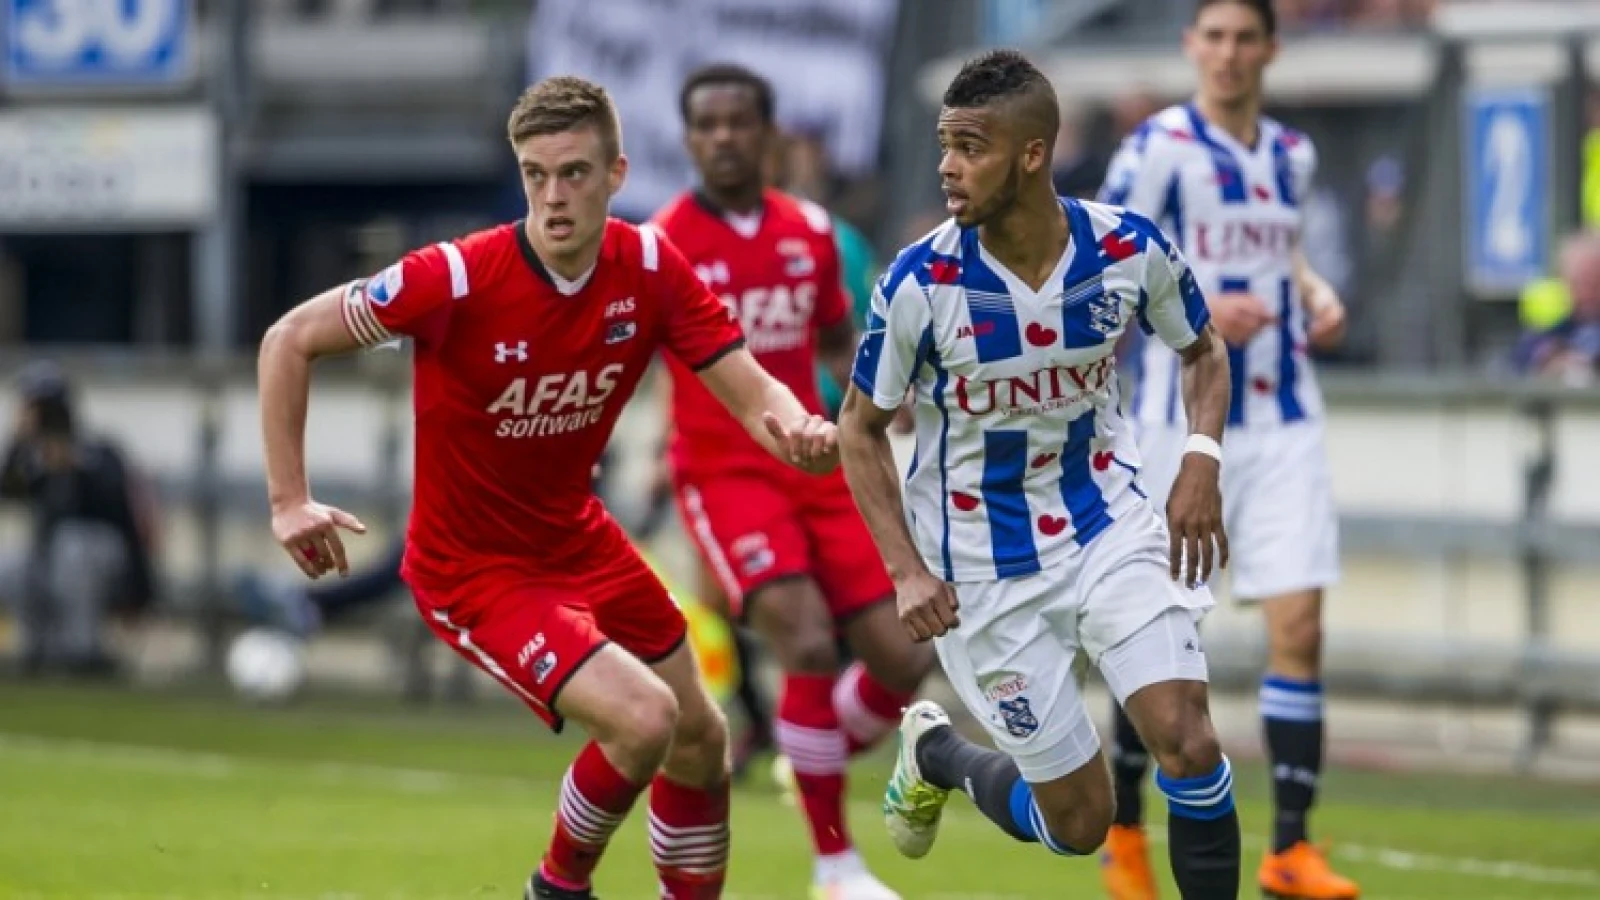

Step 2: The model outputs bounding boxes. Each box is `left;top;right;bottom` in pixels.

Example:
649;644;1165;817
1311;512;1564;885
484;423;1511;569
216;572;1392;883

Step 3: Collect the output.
256;76;841;900
652;64;934;900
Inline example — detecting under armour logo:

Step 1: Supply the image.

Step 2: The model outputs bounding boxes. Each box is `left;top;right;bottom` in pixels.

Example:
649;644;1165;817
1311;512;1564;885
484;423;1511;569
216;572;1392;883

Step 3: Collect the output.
494;341;528;363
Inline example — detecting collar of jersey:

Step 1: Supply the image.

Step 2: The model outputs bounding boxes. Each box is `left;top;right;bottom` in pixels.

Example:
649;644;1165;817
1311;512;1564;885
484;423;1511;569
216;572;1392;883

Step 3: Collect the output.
692;188;767;238
515;217;603;296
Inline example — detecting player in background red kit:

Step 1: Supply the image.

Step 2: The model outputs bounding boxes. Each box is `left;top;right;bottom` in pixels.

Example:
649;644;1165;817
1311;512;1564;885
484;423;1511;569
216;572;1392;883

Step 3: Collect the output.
652;64;934;900
256;77;841;900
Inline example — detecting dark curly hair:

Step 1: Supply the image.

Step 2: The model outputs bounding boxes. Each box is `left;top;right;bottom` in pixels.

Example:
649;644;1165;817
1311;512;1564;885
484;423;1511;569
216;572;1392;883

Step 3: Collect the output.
941;49;1059;149
679;63;775;125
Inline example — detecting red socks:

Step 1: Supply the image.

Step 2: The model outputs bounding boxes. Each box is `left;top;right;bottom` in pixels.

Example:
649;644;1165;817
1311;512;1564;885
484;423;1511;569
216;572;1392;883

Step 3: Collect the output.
649;774;731;898
540;741;644;889
833;661;914;755
777;673;852;856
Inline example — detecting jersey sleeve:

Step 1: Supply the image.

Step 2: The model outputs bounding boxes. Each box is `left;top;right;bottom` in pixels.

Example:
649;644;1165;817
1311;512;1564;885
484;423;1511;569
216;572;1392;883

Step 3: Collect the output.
1291;133;1318;204
814;229;851;330
1098;125;1177;221
650;225;745;370
341;241;468;348
850;261;932;411
1137;217;1211;352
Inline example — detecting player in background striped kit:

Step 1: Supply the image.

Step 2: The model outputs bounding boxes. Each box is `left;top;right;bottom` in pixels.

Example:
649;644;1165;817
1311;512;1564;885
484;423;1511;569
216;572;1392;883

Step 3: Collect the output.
1097;2;1357;898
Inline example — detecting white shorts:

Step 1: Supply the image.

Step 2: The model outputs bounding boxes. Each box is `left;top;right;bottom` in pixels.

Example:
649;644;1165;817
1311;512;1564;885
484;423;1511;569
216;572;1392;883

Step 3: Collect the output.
1138;420;1340;601
936;505;1213;783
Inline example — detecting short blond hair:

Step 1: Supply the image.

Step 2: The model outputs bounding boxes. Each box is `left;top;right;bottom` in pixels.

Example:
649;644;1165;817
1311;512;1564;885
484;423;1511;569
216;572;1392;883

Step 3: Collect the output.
507;76;622;159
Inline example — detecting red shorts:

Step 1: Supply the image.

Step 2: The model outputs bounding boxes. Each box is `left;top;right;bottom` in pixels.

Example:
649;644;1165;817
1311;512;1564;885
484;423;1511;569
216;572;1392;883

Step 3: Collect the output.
672;467;893;621
409;528;687;732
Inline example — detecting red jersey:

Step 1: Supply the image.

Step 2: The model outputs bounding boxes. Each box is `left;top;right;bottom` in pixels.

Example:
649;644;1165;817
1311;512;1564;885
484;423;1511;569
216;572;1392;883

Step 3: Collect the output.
341;218;743;586
651;189;849;478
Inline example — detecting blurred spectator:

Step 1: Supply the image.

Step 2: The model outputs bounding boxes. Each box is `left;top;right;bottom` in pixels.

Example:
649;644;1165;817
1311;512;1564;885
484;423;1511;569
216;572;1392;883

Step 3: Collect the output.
0;363;160;676
1052;98;1103;200
1277;0;1435;30
1365;155;1406;235
1583;89;1600;230
1109;89;1164;143
1513;232;1600;385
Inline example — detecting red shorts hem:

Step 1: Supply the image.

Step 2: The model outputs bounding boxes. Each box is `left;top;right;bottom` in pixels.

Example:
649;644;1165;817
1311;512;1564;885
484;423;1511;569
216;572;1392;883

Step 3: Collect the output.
545;639;612;730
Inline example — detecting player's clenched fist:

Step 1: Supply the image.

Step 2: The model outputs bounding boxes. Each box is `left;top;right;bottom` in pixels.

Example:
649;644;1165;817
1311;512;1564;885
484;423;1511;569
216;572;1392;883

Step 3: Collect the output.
895;568;960;643
762;411;840;475
1166;455;1229;589
272;499;367;580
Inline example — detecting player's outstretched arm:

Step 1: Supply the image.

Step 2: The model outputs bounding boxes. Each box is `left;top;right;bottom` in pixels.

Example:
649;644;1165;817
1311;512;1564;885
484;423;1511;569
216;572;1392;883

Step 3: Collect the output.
838;387;959;642
695;347;839;475
1170;323;1231;588
1143;229;1231;589
258;287;369;580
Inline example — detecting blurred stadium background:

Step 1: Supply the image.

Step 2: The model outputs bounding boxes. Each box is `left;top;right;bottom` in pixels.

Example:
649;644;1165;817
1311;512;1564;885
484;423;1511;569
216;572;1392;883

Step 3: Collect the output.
3;1;1600;898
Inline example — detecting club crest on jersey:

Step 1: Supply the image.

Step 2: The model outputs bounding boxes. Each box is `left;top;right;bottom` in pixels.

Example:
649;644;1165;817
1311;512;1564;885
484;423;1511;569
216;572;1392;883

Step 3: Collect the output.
495;341;528;363
696;261;731;287
998;696;1039;738
777;238;815;277
365;263;404;306
604;321;637;345
1063;275;1123;337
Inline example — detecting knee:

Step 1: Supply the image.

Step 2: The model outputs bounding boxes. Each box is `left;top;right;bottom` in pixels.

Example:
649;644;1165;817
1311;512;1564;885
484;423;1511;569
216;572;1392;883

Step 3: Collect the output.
666;694;731;787
675;696;730;760
750;583;837;674
1038;794;1114;855
1277;615;1323;666
781;628;840;674
866;639;936;693
606;679;680;771
1269;602;1324;670
1153;722;1223;780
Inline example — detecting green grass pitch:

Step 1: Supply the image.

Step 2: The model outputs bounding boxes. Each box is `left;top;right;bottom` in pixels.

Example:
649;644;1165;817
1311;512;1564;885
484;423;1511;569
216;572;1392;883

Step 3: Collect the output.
1;682;1597;899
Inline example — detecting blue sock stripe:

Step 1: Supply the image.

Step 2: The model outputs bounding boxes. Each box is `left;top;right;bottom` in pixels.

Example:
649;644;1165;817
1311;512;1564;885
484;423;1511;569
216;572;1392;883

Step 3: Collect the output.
1157;757;1237;821
1260;679;1326;722
1007;778;1037;841
1154;755;1231;792
1261;675;1323;694
1006;778;1081;856
1166;768;1232;806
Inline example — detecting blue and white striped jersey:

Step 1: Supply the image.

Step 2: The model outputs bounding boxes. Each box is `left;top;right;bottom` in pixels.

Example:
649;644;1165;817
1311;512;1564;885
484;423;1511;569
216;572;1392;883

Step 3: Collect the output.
1101;104;1321;429
851;198;1210;583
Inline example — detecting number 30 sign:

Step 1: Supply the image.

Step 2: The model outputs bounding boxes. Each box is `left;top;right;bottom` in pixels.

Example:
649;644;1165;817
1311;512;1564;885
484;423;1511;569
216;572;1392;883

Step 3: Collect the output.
4;0;191;87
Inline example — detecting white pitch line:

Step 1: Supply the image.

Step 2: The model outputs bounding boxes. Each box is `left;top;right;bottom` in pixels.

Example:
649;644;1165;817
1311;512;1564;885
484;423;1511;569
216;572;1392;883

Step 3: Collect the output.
1334;843;1600;887
5;733;1600;890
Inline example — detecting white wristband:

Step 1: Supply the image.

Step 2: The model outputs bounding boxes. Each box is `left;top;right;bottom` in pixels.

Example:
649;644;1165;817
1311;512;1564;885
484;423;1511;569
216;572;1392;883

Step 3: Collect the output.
1184;434;1223;463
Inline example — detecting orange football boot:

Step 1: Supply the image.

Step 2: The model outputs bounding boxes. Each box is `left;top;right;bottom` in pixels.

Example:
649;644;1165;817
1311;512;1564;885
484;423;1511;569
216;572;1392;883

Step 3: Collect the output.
1098;824;1159;900
1258;841;1361;899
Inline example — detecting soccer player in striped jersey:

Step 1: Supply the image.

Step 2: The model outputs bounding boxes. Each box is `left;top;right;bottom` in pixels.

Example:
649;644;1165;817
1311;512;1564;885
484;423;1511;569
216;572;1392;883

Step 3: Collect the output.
840;50;1241;900
1096;2;1357;898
